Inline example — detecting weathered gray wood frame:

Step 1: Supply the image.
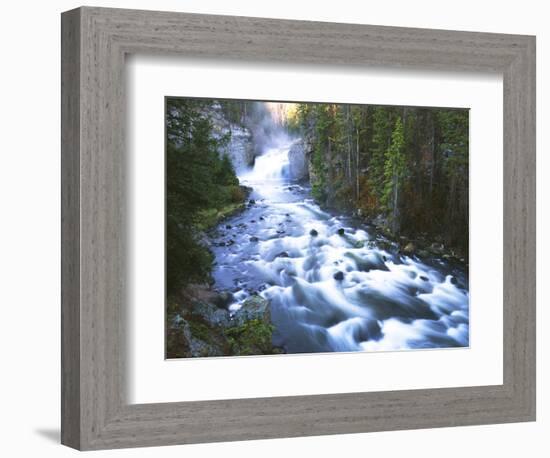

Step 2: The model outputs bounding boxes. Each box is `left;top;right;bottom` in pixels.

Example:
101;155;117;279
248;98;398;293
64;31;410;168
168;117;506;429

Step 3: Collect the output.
61;6;536;451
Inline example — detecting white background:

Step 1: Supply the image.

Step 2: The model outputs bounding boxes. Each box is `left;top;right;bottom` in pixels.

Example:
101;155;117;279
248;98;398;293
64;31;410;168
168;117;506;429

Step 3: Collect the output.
129;58;503;403
0;0;546;457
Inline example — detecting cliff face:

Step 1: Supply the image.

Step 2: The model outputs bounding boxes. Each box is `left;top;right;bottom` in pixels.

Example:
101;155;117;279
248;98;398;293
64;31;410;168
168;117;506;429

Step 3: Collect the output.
208;103;254;172
288;139;309;182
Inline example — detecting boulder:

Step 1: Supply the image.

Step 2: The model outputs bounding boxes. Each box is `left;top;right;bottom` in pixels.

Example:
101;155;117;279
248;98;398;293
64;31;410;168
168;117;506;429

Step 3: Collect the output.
190;299;231;327
232;295;271;326
403;242;416;255
212;291;234;309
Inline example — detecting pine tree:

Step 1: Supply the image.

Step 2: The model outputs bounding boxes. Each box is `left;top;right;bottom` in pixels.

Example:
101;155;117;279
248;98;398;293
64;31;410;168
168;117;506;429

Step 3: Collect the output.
165;98;242;295
369;107;393;200
383;117;406;234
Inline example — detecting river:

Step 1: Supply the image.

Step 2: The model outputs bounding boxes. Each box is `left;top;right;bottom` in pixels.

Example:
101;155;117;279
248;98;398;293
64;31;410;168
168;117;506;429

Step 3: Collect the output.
210;139;469;354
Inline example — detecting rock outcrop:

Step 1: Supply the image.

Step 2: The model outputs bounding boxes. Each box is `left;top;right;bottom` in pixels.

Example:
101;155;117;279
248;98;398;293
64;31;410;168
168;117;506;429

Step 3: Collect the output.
166;288;280;358
208;103;254;172
288;140;308;182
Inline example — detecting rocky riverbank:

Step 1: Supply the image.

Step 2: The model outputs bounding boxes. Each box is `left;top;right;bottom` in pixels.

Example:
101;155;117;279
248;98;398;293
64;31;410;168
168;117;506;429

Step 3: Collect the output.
363;213;468;268
166;184;283;359
166;287;281;358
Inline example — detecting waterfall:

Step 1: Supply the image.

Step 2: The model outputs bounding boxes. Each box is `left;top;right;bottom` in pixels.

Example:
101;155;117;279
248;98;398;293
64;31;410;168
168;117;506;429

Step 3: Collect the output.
241;144;291;183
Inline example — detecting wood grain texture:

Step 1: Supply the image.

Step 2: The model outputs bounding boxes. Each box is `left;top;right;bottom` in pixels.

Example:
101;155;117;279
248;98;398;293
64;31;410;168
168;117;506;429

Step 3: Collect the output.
61;6;536;450
60;7;81;450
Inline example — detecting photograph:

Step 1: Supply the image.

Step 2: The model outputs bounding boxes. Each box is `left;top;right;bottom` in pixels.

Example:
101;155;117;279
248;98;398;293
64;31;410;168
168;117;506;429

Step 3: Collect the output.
165;97;470;359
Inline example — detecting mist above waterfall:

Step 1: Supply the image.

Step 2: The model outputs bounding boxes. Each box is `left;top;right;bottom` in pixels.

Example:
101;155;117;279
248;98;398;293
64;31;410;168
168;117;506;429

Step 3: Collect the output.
246;102;297;154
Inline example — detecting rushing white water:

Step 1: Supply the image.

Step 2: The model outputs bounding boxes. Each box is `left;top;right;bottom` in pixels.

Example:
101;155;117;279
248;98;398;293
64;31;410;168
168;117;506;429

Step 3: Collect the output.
241;145;290;183
211;139;469;354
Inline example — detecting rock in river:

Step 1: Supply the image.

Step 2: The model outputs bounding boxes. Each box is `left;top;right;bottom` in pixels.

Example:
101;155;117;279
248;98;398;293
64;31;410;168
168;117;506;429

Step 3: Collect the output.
232;295;271;326
403;242;416;255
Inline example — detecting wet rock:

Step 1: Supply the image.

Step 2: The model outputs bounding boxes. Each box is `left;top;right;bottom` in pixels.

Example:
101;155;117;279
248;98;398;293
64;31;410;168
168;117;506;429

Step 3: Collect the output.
288;140;309;181
181;319;226;358
420;275;429;281
406;270;417;279
250;219;256;223
259;216;265;221
226;296;275;355
212;291;234;309
403;242;416;255
450;276;458;285
417;249;430;258
276;251;290;258
337;228;345;236
310;229;319;237
365;320;382;340
232;295;271;326
333;271;344;281
250;236;259;243
249;199;256;205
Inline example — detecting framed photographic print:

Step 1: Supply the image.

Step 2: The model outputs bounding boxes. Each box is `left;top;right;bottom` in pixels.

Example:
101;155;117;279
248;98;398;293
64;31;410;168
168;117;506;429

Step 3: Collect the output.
61;6;536;450
164;97;471;359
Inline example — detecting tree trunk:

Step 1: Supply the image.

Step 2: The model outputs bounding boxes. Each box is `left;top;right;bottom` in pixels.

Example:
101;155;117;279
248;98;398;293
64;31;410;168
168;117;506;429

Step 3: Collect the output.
355;127;360;200
429;114;435;197
392;171;400;234
346;105;352;184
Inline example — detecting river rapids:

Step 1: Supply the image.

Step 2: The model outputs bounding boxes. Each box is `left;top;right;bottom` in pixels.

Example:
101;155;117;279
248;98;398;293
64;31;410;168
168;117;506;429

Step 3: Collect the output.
210;140;469;354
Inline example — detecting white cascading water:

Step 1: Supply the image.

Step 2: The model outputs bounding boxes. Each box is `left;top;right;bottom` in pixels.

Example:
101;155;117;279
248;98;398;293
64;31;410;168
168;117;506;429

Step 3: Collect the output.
211;137;469;354
243;145;290;182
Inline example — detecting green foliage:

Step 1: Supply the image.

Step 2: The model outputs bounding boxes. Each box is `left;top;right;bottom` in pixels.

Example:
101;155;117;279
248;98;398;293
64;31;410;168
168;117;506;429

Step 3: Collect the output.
166;98;244;295
382;117;406;208
217;154;239;187
370;107;394;197
292;103;470;256
308;104;333;204
225;319;275;356
382;117;407;233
